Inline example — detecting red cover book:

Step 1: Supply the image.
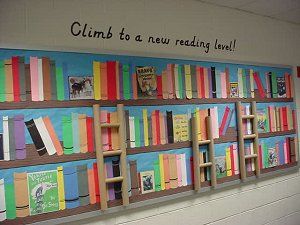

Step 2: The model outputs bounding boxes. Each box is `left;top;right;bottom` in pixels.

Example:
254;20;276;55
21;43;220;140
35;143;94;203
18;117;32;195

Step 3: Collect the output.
219;106;230;136
282;106;288;131
285;73;291;98
86;117;94;152
258;145;263;169
157;75;162;99
107;113;112;150
12;56;20;102
230;145;235;175
132;73;138;100
286;138;291;164
155;110;161;145
196;66;201;98
107;61;117;100
199;67;205;98
253;72;266;98
93;163;100;202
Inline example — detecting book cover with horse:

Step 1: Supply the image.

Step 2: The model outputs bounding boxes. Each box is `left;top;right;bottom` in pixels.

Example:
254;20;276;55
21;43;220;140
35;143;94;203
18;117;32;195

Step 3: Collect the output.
69;76;94;100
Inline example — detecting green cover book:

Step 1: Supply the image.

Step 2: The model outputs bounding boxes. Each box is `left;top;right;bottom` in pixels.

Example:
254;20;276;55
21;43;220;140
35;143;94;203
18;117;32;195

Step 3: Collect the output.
27;170;59;215
5;183;16;219
56;67;65;101
263;143;269;168
123;64;130;100
62;115;74;154
0;60;5;102
271;72;278;98
134;116;140;147
242;69;247;98
153;160;161;191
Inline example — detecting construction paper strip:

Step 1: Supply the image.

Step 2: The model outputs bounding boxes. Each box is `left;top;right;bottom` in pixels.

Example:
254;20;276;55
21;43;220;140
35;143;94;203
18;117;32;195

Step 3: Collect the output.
62;116;74;154
18;57;26;101
8;117;16;160
50;60;57;100
119;63;123;99
203;67;209;98
129;116;135;148
249;69;255;98
34;117;56;155
107;113;112;150
42;57;51;101
3;116;10;161
43;117;63;156
93;163;100;203
123;64;130;100
148;116;152;146
37;58;44;101
5;183;16;219
86;117;94;152
124;110;130;148
253;72;266;98
134;116;141;147
139;117;144;147
57;166;66;210
0;134;3;160
151;112;157;145
159;112;166;145
155;110;161;145
167;64;174;99
191;65;197;98
127;162;132;197
62;63;69;100
107;61;117;100
169;154;178;189
100;62;108;100
157;75;162;99
177;65;184;99
12;56;20;102
176;154;182;187
129;63;134;99
132;73;138;100
14;115;26;160
184;65;192;99
110;112;120;150
87;168;96;204
100;110;109;151
158;154;165;190
216;70;222;98
5;59;14;102
71;113;80;153
0;179;6;221
0;60;5;102
196;66;201;98
166;111;174;143
223;108;233;136
211;67;216;98
220;72;227;98
181;65;186;99
77;165;89;206
56;67;64;100
181;154;187;186
112;160;122;199
271;72;278;98
153;160;161;191
143;109;149;146
25;64;31;100
116;61;120;99
163;154;170;190
63;167;80;209
219;106;230;136
93;61;101;100
174;64;180;98
129;160;139;196
162;70;168;99
106;162;115;200
225;148;232;176
242;69;247;98
14;173;29;217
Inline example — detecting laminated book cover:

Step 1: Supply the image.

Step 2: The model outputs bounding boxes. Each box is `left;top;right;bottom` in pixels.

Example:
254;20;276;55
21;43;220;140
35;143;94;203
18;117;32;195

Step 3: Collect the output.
215;156;227;178
257;108;267;133
277;77;286;98
136;66;157;98
140;170;155;194
69;76;94;100
268;147;278;167
27;170;59;215
172;114;189;142
229;82;239;98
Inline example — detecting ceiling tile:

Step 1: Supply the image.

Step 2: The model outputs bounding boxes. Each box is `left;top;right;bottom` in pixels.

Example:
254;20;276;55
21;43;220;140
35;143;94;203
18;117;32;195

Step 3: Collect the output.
238;0;300;16
201;0;257;8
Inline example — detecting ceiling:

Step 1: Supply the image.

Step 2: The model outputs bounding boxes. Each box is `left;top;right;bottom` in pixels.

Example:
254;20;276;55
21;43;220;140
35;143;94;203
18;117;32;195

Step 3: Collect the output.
200;0;300;25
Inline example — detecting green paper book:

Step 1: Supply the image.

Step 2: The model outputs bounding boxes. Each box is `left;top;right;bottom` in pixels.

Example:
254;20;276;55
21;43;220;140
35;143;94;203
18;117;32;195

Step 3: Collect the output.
123;64;130;100
153;160;161;191
178;65;183;99
134;116;140;147
27;170;59;215
0;60;5;102
56;67;65;101
62;115;74;154
5;183;16;219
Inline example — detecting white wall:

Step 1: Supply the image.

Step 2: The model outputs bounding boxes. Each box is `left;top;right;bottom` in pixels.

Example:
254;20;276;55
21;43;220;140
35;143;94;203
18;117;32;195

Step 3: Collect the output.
1;0;300;224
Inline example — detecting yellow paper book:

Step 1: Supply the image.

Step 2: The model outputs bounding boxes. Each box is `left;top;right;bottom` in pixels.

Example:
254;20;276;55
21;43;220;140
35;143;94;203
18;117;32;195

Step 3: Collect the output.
57;166;66;210
173;114;189;142
143;109;149;146
195;108;201;141
159;154;165;190
225;147;232;176
199;151;205;182
93;61;101;100
184;65;192;99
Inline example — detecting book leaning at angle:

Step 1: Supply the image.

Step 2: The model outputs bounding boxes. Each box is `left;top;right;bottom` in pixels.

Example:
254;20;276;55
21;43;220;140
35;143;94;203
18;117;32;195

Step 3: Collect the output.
136;66;157;99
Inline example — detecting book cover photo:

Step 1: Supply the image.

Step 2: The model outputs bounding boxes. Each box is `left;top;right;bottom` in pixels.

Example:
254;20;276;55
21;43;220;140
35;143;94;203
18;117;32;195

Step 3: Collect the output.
69;76;94;100
136;66;157;99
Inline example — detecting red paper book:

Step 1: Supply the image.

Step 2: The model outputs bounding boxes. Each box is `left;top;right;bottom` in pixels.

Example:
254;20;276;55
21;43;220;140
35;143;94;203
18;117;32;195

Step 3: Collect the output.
282;106;288;131
253;72;266;98
230;145;235;175
132;73;138;100
107;61;117;100
93;163;100;202
155;110;161;145
86;117;94;152
157;75;162;99
219;106;230;136
258;145;263;169
285;73;291;98
107;113;112;150
12;56;20;102
199;67;205;98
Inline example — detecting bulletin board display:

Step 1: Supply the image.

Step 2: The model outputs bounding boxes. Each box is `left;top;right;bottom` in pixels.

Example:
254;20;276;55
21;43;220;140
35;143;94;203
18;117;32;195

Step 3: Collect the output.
0;48;298;225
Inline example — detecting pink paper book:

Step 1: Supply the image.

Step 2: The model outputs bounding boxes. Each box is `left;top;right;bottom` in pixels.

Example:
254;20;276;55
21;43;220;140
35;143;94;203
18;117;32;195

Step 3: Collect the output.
284;141;288;164
167;64;174;99
100;110;109;151
220;72;227;98
176;154;182;187
29;57;39;101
